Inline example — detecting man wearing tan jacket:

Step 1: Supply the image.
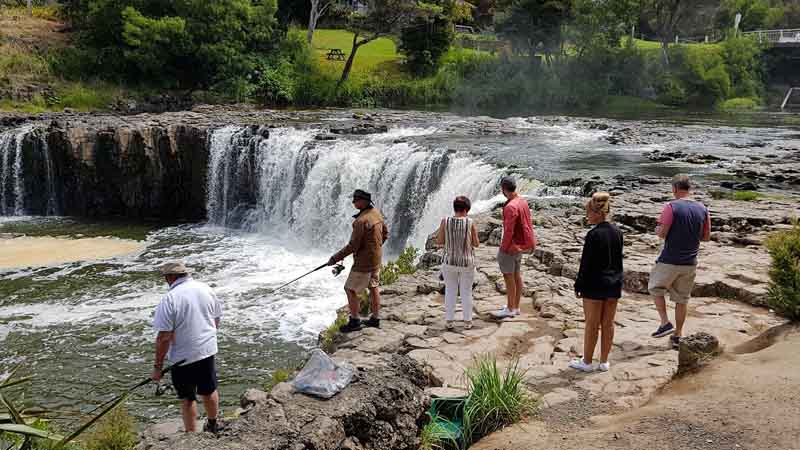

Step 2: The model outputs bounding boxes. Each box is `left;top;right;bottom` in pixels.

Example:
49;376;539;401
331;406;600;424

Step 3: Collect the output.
328;189;389;332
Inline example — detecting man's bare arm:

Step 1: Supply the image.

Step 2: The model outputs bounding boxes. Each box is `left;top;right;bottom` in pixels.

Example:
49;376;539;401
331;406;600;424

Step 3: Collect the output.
154;331;173;369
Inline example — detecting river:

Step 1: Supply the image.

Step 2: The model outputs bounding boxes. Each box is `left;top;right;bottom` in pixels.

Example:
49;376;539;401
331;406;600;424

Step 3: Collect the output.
0;110;798;424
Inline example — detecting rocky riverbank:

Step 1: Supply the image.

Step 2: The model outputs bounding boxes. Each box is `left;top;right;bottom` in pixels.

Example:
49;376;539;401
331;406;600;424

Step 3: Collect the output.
136;173;797;450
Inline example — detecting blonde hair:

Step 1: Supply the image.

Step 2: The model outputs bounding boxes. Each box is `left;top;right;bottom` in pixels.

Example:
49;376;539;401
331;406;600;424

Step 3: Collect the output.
586;192;611;216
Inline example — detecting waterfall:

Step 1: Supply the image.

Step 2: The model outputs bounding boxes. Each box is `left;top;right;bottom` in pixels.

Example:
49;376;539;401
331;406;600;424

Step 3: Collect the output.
0;125;60;217
205;126;503;252
0;125;31;216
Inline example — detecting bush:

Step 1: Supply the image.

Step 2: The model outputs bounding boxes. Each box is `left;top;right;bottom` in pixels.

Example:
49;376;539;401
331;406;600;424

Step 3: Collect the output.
380;247;419;285
66;0;279;91
462;356;536;445
719;97;761;111
263;368;293;392
82;405;137;450
766;222;800;321
400;15;454;77
722;36;764;98
320;312;348;352
733;190;762;201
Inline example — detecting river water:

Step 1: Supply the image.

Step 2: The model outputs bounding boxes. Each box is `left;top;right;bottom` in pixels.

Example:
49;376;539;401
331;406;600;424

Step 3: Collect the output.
0;111;798;423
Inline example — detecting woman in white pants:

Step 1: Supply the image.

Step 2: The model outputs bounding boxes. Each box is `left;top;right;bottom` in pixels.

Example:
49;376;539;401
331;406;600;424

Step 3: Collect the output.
435;196;480;330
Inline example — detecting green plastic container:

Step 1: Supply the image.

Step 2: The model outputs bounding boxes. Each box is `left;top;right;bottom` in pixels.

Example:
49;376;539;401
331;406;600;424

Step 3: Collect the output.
428;396;467;448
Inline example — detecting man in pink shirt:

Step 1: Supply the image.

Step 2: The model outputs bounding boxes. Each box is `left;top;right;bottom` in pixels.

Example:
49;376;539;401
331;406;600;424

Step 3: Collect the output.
493;176;536;319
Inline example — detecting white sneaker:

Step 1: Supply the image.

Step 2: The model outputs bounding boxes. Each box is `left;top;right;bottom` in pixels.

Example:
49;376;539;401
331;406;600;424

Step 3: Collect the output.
569;358;595;373
598;362;610;372
493;307;514;318
446;321;454;330
511;309;521;316
464;321;473;330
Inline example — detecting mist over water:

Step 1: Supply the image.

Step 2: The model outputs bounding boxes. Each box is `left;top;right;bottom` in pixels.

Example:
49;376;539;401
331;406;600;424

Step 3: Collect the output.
1;112;798;422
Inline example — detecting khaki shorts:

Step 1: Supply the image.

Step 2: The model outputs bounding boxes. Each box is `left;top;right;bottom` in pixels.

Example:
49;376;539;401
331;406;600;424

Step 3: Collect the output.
344;270;379;292
648;262;697;304
497;250;523;274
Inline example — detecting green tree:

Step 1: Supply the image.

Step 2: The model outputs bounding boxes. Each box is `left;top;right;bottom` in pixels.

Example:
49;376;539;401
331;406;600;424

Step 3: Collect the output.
66;0;279;91
339;0;420;85
716;0;770;32
641;0;690;65
571;0;641;55
495;0;572;62
721;34;763;97
400;13;454;76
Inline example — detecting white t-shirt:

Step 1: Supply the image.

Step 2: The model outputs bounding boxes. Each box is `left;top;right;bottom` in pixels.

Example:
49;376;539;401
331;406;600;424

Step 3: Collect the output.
153;277;222;365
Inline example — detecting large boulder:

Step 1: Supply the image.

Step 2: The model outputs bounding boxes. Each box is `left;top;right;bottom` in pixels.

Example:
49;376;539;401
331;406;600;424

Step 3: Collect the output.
137;356;430;450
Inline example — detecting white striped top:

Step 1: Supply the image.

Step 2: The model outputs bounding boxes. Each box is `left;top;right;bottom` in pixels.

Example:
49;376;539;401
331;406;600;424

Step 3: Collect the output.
443;217;474;267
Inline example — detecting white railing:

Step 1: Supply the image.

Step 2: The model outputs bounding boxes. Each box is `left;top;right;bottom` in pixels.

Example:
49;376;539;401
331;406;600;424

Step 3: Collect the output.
782;87;799;111
742;28;800;44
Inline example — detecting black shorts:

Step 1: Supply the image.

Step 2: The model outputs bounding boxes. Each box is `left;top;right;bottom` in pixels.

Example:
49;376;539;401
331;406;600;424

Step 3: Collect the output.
170;356;218;401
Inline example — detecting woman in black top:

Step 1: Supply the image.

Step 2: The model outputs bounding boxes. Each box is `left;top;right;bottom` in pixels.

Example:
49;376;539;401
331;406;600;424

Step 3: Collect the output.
570;192;624;373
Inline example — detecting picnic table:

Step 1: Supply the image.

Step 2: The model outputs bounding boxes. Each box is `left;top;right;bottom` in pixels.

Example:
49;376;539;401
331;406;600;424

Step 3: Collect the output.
326;49;346;61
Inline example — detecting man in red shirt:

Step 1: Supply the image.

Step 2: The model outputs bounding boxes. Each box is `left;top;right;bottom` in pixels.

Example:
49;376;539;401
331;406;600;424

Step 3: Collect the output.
493;176;536;319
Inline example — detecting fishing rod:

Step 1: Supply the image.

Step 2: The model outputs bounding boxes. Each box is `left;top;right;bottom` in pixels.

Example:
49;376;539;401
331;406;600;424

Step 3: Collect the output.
84;359;186;416
266;263;345;294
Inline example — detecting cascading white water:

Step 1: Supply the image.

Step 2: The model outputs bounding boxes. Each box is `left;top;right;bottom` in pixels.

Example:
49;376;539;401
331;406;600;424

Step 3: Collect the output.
40;133;58;216
205;126;503;252
0;125;32;216
0;125;59;216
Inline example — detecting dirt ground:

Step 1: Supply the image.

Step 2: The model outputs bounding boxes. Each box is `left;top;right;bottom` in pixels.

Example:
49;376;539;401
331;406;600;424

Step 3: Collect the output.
473;325;800;450
0;236;143;269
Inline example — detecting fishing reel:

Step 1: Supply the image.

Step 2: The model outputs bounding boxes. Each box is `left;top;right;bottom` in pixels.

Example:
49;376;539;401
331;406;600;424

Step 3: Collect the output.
154;382;174;397
332;263;345;277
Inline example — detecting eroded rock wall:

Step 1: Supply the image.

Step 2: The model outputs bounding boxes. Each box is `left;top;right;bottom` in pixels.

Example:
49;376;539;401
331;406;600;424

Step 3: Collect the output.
41;121;210;220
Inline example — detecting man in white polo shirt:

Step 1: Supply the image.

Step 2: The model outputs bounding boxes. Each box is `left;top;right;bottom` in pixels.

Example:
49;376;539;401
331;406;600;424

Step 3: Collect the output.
151;262;223;434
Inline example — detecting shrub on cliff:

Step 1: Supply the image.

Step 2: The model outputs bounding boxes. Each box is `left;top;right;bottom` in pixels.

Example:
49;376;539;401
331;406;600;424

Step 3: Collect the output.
380;247;419;285
766;222;800;321
83;406;137;450
462;356;536;445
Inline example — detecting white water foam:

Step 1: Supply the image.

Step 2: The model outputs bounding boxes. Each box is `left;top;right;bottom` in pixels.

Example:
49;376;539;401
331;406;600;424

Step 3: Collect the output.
205;126;504;253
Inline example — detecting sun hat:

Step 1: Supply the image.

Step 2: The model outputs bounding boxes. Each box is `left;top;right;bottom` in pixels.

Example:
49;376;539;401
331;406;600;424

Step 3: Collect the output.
352;189;373;204
159;261;191;276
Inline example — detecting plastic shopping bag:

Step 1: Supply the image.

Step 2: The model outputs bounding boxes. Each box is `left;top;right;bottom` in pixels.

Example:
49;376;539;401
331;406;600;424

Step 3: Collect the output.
292;349;355;399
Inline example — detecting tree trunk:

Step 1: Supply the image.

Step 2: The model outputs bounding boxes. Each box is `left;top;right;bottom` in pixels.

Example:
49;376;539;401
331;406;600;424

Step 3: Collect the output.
338;34;361;86
307;0;319;44
661;40;670;66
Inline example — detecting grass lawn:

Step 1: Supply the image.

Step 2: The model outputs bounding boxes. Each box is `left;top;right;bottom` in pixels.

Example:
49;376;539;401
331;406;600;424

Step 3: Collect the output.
312;29;404;80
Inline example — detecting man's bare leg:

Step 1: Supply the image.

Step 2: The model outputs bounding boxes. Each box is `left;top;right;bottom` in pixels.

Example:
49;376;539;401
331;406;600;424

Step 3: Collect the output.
513;271;523;311
654;295;670;325
200;391;219;421
181;400;198;432
675;303;688;337
368;286;380;318
345;288;360;318
502;273;516;310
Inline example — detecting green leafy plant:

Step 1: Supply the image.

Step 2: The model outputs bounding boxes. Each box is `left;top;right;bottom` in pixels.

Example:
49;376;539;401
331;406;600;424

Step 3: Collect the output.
263;368;293;392
380;247;419;286
461;356;536;446
766;221;800;321
320;312;348;353
1;364;135;450
82;406;136;450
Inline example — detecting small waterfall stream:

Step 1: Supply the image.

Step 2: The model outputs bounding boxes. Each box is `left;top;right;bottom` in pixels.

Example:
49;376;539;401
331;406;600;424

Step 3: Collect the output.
0;126;61;217
205;126;503;252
